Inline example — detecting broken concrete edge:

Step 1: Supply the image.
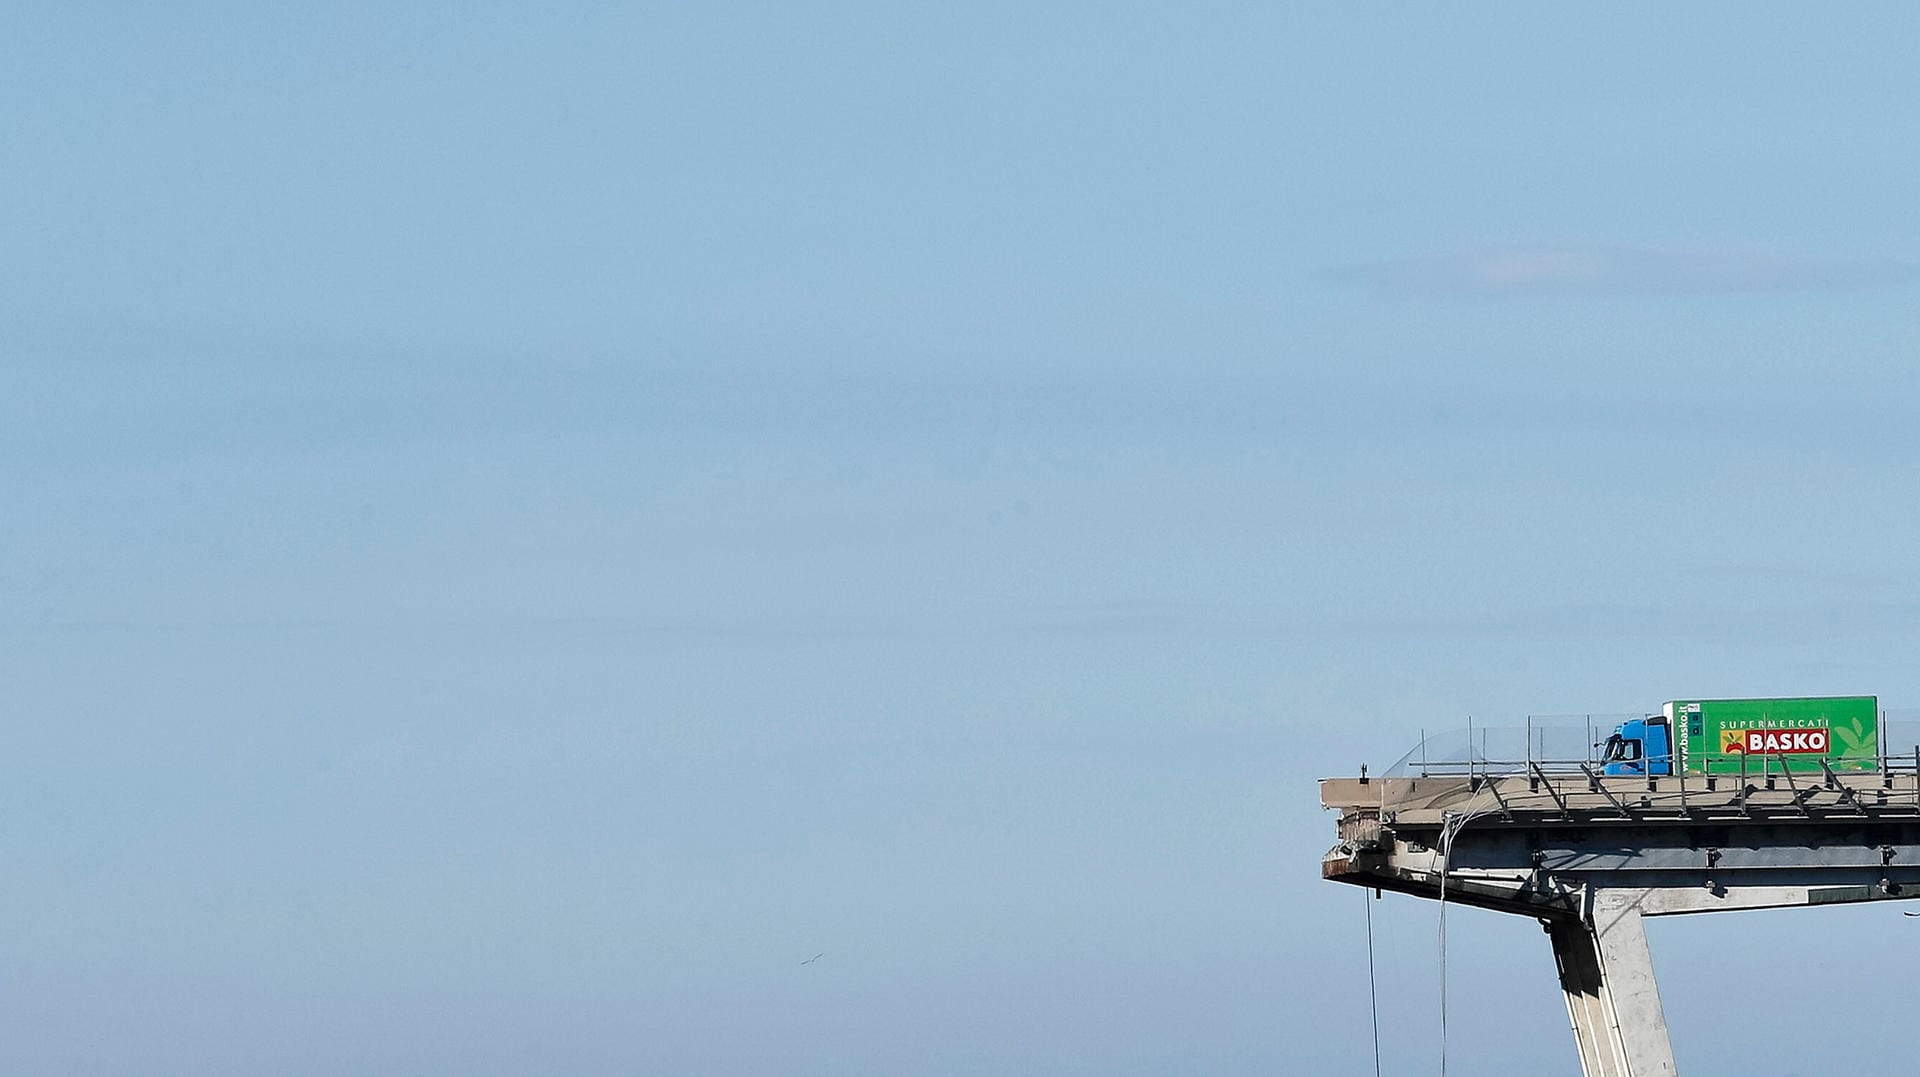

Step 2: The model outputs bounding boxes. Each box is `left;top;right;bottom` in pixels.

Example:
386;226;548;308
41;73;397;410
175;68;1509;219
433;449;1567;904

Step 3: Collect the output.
1322;845;1585;922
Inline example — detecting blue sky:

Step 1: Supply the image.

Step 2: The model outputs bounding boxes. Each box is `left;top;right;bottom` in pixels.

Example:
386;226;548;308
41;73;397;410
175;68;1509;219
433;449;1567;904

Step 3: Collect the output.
4;5;1918;1073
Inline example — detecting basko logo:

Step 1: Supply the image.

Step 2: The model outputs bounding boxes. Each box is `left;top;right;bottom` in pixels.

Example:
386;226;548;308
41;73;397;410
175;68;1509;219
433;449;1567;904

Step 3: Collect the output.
1719;728;1829;754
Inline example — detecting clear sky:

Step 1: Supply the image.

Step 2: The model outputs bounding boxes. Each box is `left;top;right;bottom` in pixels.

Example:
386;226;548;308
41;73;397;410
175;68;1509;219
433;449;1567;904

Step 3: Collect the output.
4;5;1918;1074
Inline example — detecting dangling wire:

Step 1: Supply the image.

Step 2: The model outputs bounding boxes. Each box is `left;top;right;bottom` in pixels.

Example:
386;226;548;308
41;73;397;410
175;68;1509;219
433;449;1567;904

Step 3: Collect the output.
1364;887;1382;1077
1437;806;1487;1077
1439;826;1451;1077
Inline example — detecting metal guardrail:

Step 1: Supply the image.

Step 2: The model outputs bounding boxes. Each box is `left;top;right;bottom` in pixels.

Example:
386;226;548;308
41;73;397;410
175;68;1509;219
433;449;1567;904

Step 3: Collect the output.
1358;749;1920;826
1404;749;1920;781
1384;712;1920;781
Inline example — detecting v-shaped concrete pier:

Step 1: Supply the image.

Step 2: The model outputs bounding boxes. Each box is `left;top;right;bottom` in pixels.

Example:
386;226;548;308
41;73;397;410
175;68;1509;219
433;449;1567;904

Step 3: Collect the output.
1323;765;1920;1075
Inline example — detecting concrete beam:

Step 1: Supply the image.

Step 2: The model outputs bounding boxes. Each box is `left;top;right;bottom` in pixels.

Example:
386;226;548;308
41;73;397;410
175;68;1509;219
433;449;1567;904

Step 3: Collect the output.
1589;891;1675;1077
1322;772;1920;829
1550;893;1676;1077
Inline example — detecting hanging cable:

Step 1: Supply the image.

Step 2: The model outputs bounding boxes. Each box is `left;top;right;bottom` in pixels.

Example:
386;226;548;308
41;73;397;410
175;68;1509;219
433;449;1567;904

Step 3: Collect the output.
1436;805;1490;1077
1364;887;1382;1077
1439;814;1451;1077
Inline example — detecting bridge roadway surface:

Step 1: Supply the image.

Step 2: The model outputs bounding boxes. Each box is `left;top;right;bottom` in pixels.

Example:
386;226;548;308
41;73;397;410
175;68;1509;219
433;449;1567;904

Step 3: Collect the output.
1322;766;1920;1077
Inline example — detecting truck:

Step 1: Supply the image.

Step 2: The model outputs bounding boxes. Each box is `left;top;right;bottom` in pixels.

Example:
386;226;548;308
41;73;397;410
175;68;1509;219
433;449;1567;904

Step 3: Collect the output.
1600;695;1879;777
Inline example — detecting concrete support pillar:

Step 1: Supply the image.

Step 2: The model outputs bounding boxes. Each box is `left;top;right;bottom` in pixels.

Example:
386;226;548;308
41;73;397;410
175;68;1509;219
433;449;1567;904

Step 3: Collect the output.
1548;892;1676;1077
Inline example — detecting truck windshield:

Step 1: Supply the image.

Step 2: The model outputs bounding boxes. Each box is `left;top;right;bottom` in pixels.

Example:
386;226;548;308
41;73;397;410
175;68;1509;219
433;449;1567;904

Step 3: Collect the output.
1604;735;1641;762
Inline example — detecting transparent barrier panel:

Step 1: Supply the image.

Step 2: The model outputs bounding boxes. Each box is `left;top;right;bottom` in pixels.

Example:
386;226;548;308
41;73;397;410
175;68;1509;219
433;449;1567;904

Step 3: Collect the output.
1384;716;1637;776
1383;710;1920;778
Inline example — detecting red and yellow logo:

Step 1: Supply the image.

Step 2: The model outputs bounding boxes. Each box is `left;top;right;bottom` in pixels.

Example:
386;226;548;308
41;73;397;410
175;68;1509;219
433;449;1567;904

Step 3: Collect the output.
1720;728;1828;754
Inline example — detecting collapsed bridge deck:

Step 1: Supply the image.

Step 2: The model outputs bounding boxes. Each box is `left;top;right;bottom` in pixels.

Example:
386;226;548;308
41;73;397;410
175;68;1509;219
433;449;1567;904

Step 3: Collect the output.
1321;766;1920;1076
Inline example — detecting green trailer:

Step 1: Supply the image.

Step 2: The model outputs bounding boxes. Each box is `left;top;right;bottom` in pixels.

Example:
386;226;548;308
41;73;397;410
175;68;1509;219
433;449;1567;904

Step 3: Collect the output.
1669;695;1879;775
1602;696;1881;776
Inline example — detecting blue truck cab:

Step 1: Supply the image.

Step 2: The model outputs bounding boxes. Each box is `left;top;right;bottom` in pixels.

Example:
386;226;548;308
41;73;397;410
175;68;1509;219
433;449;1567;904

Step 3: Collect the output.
1602;715;1673;776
